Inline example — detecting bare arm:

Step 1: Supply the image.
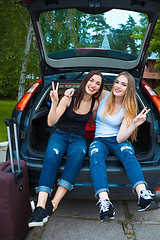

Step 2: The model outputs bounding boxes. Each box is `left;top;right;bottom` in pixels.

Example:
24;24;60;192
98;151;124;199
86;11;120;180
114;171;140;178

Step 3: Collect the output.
64;88;75;97
48;82;71;126
117;107;150;143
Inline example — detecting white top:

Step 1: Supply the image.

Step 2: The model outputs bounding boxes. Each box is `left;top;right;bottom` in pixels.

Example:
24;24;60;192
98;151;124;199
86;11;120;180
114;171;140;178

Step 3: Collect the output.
95;92;126;138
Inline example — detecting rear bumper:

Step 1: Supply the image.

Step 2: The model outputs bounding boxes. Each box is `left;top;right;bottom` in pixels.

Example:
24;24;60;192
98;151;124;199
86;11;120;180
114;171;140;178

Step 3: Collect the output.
27;162;160;200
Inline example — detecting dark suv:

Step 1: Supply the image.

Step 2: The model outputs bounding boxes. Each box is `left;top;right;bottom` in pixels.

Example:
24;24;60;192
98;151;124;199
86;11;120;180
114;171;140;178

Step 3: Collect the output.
11;0;160;199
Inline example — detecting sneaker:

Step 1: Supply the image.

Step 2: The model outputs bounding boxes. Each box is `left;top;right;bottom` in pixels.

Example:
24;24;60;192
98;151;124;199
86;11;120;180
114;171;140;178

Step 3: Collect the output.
30;200;54;216
45;201;54;215
97;199;115;222
28;206;48;227
138;189;159;212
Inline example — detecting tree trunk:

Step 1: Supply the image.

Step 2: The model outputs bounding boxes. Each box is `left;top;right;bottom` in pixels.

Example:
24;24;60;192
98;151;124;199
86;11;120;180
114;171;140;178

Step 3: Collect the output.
18;19;34;101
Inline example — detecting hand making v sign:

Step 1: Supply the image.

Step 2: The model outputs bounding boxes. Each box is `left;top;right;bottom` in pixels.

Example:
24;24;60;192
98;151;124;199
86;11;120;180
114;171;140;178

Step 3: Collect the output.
133;107;151;127
50;82;59;105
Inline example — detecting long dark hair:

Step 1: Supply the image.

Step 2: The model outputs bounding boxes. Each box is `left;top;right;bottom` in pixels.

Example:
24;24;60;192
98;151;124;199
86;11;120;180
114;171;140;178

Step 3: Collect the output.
73;70;104;110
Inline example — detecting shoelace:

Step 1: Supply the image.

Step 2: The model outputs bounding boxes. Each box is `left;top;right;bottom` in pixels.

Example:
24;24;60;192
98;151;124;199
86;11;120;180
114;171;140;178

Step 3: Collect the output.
140;190;155;200
97;199;111;212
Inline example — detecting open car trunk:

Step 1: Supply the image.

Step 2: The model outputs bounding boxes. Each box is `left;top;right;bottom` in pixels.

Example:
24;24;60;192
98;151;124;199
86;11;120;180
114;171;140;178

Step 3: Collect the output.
27;80;153;164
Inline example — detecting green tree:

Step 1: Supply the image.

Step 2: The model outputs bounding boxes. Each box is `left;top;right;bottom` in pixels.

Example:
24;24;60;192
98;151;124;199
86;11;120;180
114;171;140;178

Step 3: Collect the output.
148;18;160;57
40;9;109;54
132;13;160;58
87;14;109;48
108;15;138;55
132;13;160;70
0;0;40;99
40;9;91;53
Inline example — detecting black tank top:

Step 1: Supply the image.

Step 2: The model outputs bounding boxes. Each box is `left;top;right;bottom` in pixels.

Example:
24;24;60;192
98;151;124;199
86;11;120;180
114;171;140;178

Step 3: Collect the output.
56;97;95;138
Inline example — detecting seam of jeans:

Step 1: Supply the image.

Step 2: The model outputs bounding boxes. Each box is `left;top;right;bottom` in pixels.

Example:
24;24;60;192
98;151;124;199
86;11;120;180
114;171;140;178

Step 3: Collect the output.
58;179;73;191
36;186;52;194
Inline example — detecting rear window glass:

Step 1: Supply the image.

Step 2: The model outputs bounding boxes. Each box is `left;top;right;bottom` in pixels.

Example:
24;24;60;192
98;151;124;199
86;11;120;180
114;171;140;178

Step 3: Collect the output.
39;8;148;61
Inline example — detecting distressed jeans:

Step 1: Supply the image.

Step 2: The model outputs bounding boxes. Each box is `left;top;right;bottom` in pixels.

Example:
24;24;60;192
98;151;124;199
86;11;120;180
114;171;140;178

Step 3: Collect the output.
89;137;147;198
37;129;87;195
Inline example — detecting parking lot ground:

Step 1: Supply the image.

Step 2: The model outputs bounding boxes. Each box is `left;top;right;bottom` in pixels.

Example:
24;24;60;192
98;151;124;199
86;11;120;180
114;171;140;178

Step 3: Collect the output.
26;198;160;240
127;200;160;240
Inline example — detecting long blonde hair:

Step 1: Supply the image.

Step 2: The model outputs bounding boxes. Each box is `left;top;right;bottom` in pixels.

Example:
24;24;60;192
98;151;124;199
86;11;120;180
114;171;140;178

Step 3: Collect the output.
103;72;138;142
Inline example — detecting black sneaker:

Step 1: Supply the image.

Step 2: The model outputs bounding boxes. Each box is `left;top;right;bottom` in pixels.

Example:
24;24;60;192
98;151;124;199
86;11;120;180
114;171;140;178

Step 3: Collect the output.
45;201;54;215
97;199;115;222
30;200;54;216
28;206;48;227
138;190;159;212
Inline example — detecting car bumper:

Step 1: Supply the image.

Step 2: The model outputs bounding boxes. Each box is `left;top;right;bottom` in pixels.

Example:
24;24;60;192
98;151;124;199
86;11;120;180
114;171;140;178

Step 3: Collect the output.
27;162;160;200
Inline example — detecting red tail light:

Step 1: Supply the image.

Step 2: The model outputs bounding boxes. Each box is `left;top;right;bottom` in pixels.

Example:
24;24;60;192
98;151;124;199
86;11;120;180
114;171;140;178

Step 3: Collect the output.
155;187;160;197
141;81;160;114
16;79;42;111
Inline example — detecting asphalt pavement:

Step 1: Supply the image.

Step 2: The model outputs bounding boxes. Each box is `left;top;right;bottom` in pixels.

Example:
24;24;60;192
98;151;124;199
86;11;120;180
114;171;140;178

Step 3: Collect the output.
0;143;160;240
25;197;160;240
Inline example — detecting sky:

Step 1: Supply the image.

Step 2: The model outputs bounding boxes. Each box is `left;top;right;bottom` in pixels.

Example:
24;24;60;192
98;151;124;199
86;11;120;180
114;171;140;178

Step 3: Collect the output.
105;9;141;29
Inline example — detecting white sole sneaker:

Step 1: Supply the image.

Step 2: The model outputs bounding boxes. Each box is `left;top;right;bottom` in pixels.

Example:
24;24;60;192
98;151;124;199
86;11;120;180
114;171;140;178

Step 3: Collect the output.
101;216;115;222
138;201;159;212
28;216;48;228
101;213;115;222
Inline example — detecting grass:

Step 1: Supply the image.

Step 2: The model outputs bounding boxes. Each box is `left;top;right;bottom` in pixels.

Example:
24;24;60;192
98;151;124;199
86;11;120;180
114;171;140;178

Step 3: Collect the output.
0;100;17;142
154;86;160;97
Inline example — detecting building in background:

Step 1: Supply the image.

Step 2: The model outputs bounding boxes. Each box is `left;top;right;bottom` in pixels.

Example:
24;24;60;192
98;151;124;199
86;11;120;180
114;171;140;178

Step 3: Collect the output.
143;52;160;91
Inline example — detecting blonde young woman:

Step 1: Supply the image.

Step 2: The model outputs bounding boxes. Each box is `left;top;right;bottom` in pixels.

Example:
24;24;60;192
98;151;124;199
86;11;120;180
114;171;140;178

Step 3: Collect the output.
89;71;159;222
28;70;104;227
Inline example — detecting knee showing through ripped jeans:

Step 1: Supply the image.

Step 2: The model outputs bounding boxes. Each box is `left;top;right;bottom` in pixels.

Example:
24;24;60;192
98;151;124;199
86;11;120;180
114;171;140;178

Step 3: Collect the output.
89;140;108;165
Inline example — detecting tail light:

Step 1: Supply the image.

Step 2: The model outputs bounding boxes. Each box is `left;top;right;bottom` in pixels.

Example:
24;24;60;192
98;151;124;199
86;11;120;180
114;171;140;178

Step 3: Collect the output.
141;81;160;114
16;79;42;111
155;187;160;197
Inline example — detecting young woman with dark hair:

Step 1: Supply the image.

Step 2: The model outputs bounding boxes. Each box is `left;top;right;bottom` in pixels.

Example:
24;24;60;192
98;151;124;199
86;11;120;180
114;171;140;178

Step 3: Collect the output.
28;70;104;227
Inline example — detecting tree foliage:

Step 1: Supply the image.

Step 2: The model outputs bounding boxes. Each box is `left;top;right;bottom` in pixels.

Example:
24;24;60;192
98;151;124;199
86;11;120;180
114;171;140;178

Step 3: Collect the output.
40;10;107;52
0;0;40;99
108;15;138;55
86;14;109;48
149;18;160;57
133;14;160;58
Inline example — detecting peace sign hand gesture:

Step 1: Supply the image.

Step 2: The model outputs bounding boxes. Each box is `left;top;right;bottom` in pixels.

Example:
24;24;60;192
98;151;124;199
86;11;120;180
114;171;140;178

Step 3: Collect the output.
133;107;150;127
50;82;59;106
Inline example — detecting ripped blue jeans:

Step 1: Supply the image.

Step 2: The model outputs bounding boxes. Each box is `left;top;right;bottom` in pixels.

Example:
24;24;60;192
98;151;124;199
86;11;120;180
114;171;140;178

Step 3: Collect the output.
37;129;87;195
89;137;147;198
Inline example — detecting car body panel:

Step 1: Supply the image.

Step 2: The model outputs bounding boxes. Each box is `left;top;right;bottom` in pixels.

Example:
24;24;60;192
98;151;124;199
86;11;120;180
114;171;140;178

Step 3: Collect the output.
9;0;160;199
22;0;160;14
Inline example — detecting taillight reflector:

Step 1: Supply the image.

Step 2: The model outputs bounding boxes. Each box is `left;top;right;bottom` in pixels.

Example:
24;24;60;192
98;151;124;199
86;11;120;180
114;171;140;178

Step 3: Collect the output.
155;187;160;197
141;81;160;114
16;79;42;111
